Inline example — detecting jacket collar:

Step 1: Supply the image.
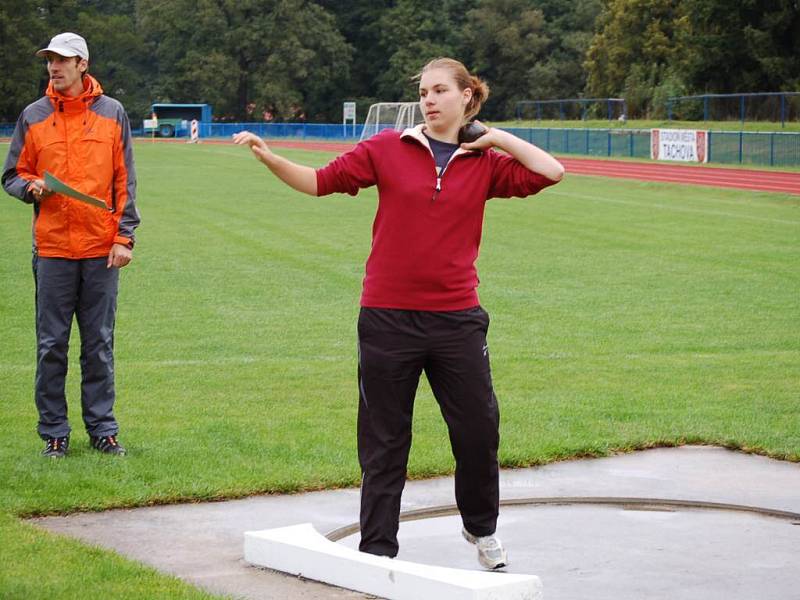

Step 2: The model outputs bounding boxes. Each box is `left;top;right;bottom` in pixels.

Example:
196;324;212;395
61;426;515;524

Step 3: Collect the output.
46;74;103;111
400;123;477;159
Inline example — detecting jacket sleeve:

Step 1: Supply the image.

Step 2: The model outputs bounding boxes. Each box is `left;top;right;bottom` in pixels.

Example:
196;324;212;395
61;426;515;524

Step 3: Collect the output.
315;135;381;197
112;107;140;246
487;150;558;199
2;112;37;203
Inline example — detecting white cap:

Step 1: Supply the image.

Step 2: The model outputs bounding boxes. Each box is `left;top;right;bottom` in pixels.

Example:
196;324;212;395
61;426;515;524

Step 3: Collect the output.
36;32;89;60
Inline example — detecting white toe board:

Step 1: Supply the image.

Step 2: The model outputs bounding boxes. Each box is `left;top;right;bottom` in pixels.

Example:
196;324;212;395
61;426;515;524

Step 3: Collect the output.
244;523;542;600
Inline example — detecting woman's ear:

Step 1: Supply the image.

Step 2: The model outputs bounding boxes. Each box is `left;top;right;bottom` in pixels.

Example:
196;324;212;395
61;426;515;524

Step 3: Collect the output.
462;87;473;107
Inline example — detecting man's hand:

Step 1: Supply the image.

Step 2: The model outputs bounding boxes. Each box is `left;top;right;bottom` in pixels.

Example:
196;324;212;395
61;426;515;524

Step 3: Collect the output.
107;243;132;269
28;179;53;202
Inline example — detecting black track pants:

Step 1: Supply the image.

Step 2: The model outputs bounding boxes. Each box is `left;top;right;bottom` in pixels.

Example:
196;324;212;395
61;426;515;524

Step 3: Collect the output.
356;306;500;557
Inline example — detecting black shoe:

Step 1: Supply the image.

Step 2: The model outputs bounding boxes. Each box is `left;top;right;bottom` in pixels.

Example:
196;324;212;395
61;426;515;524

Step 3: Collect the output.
90;435;126;455
42;436;69;458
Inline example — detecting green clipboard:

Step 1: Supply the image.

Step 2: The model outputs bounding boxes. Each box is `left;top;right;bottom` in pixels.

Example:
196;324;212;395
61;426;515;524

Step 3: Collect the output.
44;172;111;212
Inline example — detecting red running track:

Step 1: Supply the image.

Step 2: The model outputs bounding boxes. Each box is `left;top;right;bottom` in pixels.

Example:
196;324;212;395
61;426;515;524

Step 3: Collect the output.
558;157;800;195
265;140;800;196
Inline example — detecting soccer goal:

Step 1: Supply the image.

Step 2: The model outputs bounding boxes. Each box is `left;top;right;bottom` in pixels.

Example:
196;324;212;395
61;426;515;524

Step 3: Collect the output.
360;102;424;141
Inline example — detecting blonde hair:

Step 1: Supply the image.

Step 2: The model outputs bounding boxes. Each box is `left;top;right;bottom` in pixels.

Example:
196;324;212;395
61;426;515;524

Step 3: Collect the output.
416;58;490;121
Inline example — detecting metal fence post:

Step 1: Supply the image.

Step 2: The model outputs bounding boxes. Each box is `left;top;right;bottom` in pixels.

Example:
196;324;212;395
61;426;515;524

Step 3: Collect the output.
770;132;775;166
739;131;743;164
607;130;611;157
707;131;712;163
781;94;786;128
629;131;634;157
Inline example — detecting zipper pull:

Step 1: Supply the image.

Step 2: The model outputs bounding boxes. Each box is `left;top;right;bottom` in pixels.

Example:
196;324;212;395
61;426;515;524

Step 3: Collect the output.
432;177;441;202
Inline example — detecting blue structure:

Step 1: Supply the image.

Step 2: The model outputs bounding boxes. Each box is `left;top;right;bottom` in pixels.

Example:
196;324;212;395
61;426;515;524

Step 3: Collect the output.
146;103;213;137
666;93;800;127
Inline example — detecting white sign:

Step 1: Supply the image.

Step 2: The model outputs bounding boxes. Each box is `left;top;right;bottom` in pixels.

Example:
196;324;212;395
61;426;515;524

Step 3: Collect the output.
343;102;356;120
651;129;708;163
143;119;157;129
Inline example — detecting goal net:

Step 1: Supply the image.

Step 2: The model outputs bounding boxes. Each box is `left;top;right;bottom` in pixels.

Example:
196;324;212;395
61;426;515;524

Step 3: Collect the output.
360;102;424;141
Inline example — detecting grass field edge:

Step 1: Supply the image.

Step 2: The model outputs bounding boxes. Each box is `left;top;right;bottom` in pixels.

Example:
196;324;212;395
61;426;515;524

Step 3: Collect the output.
12;439;799;520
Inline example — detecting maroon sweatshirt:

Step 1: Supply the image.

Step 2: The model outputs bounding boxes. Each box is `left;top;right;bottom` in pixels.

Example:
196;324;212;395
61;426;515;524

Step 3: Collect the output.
316;125;557;311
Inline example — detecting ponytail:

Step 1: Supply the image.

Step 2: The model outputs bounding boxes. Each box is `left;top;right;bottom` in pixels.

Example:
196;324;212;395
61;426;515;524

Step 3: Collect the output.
465;74;490;120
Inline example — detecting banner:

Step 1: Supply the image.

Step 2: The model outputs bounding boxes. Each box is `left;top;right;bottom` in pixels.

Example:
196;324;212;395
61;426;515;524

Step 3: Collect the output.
651;129;708;163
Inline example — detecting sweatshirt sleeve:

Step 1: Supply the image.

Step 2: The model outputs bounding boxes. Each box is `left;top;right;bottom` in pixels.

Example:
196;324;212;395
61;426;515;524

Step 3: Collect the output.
487;150;559;199
2;112;37;203
315;135;382;197
112;106;140;246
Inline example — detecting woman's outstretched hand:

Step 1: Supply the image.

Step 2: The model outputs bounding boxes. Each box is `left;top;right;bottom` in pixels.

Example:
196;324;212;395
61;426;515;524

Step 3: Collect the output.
232;131;272;164
231;131;318;195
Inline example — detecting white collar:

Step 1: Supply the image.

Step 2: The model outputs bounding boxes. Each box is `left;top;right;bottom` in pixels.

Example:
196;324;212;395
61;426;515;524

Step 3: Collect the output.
400;124;477;158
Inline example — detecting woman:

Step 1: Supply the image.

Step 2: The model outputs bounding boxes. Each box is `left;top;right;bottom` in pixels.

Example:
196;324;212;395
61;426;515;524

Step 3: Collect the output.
234;58;564;569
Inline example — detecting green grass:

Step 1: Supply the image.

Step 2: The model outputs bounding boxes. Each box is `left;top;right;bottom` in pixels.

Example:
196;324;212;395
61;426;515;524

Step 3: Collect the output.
490;118;800;132
1;141;798;597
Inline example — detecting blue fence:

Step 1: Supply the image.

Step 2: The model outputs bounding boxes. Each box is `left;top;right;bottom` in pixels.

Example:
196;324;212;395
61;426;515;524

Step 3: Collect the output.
502;128;800;168
3;122;799;167
208;122;365;140
667;93;800;127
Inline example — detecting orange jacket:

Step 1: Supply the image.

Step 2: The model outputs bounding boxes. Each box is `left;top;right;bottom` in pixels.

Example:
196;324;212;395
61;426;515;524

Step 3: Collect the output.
2;75;139;258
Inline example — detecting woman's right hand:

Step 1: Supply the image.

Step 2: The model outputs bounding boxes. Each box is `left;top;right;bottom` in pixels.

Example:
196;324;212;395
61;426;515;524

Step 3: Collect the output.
232;131;272;164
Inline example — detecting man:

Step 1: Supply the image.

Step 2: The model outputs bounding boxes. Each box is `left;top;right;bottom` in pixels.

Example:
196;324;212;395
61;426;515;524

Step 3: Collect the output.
2;32;140;458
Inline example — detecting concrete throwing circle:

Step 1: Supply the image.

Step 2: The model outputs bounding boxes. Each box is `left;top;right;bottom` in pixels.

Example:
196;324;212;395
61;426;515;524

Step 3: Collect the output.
329;497;800;600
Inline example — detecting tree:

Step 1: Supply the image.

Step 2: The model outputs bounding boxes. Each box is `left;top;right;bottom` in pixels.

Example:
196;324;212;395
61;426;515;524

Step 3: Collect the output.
0;0;48;121
528;0;603;102
2;1;154;123
137;0;352;121
464;0;551;119
317;0;393;108
373;0;475;102
680;0;800;93
584;0;690;117
584;0;800;118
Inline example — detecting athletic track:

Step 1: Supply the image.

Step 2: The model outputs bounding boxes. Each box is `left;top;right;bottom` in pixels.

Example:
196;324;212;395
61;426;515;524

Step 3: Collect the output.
265;140;800;196
4;137;799;195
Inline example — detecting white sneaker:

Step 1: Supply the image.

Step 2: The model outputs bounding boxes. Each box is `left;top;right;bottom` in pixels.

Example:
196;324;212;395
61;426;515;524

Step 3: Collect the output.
462;527;508;570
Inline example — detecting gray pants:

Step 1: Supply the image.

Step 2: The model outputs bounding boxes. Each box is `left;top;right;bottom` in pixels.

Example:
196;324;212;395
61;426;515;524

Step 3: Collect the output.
33;255;120;439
